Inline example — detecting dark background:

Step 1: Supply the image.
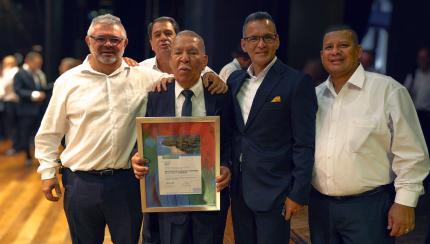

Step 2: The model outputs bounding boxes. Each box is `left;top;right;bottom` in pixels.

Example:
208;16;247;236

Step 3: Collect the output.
1;0;429;84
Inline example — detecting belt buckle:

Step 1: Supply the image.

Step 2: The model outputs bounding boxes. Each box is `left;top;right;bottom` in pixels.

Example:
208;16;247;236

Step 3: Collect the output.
99;169;114;176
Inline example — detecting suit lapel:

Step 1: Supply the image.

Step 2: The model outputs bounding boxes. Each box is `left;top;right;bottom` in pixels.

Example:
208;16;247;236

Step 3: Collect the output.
168;82;176;116
231;72;248;132
245;60;283;130
203;89;216;116
23;69;36;90
159;81;176;116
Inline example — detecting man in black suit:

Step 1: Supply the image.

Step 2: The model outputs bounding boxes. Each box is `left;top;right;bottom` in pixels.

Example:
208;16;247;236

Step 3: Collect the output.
13;51;46;165
227;12;317;244
132;30;233;244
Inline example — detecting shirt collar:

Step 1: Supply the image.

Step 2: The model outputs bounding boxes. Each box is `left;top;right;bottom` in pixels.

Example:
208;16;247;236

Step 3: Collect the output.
23;63;32;73
323;64;365;94
232;58;240;67
247;56;277;79
153;57;160;71
81;54;130;76
175;77;204;100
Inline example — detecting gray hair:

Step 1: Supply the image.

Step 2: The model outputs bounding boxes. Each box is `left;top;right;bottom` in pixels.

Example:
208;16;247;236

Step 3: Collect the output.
175;30;206;54
87;14;127;38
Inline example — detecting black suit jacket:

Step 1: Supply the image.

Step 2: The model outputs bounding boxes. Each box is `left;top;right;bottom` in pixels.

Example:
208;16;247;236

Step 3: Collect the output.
13;68;45;116
228;59;317;211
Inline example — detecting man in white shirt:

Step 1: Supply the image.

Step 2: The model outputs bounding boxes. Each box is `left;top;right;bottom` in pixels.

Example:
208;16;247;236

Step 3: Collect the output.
141;16;227;93
219;48;251;81
0;55;19;152
35;14;167;243
310;25;430;244
13;52;47;166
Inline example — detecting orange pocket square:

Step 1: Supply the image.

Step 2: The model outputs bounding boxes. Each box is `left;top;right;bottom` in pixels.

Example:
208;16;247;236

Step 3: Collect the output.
271;96;281;103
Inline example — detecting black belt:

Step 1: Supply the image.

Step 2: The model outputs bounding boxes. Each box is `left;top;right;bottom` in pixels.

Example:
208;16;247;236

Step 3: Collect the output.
60;167;130;176
314;184;393;201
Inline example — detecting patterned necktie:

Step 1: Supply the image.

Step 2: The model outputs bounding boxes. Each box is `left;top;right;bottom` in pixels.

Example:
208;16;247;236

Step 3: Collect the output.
181;89;194;117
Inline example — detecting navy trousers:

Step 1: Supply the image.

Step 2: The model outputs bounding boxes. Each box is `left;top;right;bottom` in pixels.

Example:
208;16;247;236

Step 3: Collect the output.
62;168;142;244
230;174;290;244
143;188;230;244
309;187;395;244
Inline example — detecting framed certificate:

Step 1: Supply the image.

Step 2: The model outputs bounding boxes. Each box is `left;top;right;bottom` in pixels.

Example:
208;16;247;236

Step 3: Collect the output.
136;116;220;212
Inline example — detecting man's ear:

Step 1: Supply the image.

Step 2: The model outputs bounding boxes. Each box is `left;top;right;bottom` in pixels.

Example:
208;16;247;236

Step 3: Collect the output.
241;39;247;53
85;36;90;48
357;45;363;60
124;38;129;48
149;38;157;52
203;54;208;68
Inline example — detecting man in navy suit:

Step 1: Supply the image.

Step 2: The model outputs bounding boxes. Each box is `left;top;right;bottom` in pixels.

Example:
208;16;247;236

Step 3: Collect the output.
227;12;317;244
13;51;47;166
132;30;233;244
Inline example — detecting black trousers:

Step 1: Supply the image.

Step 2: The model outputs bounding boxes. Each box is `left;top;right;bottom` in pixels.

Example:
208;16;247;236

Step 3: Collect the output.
309;187;395;244
143;188;230;244
16;114;38;158
62;168;142;244
230;174;290;244
4;102;18;148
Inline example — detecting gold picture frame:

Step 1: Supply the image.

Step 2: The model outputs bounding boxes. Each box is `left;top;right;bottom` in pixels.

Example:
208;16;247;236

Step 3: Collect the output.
136;116;220;212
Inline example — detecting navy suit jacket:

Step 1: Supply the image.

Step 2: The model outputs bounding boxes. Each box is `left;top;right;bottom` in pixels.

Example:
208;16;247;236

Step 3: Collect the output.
228;59;317;211
13;68;45;116
145;81;234;224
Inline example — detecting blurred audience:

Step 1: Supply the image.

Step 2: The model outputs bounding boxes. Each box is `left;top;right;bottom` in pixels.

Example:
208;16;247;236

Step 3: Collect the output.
404;47;430;150
302;58;326;86
13;51;47;166
360;49;378;72
1;55;20;153
0;62;4;140
404;46;430;244
58;57;82;75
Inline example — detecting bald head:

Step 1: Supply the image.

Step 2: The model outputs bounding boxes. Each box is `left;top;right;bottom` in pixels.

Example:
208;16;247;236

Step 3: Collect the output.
174;30;206;54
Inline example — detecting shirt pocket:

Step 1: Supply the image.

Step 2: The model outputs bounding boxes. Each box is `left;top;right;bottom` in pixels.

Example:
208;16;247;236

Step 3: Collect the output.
346;118;378;153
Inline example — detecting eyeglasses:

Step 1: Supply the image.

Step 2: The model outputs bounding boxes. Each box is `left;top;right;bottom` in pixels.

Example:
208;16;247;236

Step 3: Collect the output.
243;34;278;44
89;35;124;45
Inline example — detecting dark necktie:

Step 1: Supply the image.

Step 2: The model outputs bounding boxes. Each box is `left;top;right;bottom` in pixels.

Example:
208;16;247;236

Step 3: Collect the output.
33;72;41;90
181;89;194;117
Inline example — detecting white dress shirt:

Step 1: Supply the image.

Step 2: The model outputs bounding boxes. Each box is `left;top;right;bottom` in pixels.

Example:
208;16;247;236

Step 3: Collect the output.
35;56;165;179
174;79;206;116
140;57;216;78
314;64;430;207
0;66;19;102
219;58;241;81
237;57;277;124
404;69;430;112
